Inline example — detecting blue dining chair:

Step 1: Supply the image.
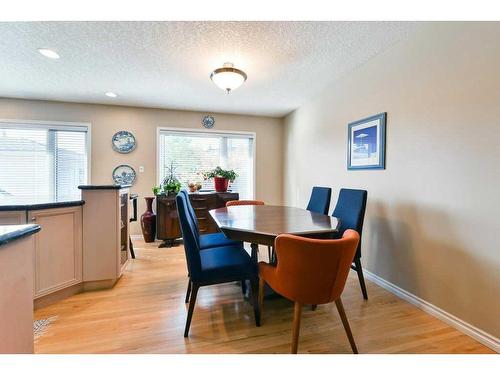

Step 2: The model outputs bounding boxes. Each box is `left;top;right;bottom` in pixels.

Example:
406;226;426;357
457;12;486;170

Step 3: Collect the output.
176;193;260;337
332;188;368;299
179;189;240;249
306;186;332;215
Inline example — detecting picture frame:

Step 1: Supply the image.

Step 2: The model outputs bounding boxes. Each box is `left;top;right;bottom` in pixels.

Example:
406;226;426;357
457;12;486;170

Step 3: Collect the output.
347;112;386;170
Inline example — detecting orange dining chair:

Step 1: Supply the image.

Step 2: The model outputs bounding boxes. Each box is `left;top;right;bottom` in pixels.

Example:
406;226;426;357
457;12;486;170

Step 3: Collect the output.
258;230;360;354
225;199;271;261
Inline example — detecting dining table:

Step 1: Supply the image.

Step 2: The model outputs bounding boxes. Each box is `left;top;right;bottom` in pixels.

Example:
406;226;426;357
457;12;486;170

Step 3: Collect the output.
209;204;340;299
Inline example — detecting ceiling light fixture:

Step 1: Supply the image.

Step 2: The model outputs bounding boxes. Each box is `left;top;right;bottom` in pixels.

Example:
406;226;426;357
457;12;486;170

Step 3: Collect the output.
210;62;247;94
105;92;118;98
37;48;60;59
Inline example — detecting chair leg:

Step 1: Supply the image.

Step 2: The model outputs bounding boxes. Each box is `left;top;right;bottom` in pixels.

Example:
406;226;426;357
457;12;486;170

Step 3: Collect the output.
241;279;247;296
185;280;192;304
354;258;368;300
129;237;136;259
258;278;265;321
184;283;199;337
291;302;302;354
250;277;261;327
335;298;358;354
311;304;317;311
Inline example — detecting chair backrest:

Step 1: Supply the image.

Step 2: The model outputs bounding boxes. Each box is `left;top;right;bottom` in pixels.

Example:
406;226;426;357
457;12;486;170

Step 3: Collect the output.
226;200;265;207
176;193;202;278
179;189;199;234
332;188;367;258
306;186;332;215
272;230;360;305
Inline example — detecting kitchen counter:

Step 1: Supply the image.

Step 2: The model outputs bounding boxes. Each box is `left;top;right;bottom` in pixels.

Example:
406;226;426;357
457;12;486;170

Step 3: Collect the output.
78;184;131;190
0;185;133;311
0;199;85;212
0;224;41;247
0;223;40;353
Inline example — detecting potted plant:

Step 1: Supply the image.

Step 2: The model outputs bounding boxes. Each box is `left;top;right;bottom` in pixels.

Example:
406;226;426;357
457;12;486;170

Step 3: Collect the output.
159;162;182;196
203;166;238;193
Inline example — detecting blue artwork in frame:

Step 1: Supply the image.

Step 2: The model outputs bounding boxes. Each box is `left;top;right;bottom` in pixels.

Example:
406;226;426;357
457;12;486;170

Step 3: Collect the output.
347;112;386;170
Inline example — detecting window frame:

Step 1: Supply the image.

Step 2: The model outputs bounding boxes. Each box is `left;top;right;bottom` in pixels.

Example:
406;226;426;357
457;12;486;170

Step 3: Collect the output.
156;126;256;199
0;118;92;188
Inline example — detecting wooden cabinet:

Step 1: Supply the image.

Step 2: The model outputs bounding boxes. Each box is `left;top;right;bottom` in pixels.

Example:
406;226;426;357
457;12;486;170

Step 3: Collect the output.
156;192;239;246
0;233;37;353
0;211;26;224
80;187;129;287
29;206;83;299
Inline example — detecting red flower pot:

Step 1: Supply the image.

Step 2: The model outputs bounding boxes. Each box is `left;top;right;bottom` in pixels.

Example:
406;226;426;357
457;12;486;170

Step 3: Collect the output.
214;177;229;192
140;197;156;242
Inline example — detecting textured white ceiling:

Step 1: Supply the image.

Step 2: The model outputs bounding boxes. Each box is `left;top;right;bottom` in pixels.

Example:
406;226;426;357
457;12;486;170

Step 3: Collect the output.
0;22;421;117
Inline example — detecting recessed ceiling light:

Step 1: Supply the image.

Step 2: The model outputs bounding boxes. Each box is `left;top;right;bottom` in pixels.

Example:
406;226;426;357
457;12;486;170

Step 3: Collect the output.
37;48;60;59
105;92;118;98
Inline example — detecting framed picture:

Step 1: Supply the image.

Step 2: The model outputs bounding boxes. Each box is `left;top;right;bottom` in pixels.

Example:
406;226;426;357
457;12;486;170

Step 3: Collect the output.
347;112;386;170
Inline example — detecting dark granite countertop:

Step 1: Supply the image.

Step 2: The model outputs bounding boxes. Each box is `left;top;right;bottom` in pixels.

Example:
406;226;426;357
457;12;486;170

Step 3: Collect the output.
0;224;41;247
0;199;85;212
78;184;131;190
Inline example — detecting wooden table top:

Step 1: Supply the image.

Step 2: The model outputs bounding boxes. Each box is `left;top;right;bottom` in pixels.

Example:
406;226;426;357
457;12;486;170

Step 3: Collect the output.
209;205;340;246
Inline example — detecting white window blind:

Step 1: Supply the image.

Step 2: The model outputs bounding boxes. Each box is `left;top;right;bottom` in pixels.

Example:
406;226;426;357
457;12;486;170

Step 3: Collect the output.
158;130;254;199
0;122;89;204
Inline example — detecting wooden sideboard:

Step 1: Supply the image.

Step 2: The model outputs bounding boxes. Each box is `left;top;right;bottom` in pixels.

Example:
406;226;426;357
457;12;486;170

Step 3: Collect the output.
156;192;239;247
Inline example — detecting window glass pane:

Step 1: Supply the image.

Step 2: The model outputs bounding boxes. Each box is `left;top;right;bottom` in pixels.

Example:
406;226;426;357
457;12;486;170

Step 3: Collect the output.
0;128;52;204
226;137;253;200
159;134;220;190
158;131;254;199
55;131;88;201
0;124;88;204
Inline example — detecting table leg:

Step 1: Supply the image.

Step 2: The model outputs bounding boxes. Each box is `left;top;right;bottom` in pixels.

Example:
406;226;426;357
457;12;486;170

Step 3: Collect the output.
249;242;283;300
250;242;259;264
243;243;260;301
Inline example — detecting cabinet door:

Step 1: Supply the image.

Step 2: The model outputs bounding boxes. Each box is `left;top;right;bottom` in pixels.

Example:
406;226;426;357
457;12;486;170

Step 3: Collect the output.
29;206;83;298
156;196;181;240
0;211;26;224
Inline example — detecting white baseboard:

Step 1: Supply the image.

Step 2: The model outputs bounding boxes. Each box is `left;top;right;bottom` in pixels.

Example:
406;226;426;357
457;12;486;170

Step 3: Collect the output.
363;269;499;353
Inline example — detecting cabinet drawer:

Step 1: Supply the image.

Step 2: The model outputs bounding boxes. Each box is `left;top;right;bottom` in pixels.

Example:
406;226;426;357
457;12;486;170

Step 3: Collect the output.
190;195;216;209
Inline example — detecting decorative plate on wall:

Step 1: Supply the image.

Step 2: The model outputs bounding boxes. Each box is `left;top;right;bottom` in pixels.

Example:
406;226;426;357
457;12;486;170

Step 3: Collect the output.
112;130;137;153
202;115;215;129
112;165;137;185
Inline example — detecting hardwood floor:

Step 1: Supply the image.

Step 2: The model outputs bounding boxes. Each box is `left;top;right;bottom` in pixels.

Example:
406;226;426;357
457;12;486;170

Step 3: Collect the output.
34;238;494;354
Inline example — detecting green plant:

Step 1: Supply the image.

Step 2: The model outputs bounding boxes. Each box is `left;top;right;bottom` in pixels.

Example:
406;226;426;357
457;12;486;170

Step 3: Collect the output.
202;166;238;182
158;162;182;195
152;186;160;195
162;179;181;195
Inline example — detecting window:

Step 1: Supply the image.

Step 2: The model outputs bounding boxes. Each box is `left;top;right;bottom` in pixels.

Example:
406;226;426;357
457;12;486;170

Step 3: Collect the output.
0;120;90;204
158;129;255;199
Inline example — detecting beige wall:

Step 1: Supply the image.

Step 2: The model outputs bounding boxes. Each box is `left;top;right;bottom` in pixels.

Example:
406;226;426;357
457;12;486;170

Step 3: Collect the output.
0;98;284;234
284;22;500;338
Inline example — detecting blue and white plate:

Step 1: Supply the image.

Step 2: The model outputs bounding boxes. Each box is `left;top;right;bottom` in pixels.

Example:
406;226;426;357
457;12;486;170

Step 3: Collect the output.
202;115;215;129
112;130;136;153
112;165;136;186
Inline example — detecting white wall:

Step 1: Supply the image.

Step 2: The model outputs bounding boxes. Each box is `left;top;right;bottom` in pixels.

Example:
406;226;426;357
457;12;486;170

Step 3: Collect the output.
284;22;500;338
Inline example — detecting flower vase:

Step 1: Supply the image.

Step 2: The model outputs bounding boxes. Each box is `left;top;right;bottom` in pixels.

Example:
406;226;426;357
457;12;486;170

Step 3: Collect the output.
140;197;156;242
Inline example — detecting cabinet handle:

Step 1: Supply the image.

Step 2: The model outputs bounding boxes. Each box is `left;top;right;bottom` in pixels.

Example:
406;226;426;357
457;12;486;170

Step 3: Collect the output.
30;217;36;222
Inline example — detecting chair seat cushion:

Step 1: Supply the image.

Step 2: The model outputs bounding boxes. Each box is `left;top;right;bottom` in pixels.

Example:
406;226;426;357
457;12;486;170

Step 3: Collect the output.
197;245;255;282
199;232;241;249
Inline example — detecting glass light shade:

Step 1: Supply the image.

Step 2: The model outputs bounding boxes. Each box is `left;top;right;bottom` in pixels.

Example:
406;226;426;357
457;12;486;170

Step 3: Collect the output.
210;63;247;93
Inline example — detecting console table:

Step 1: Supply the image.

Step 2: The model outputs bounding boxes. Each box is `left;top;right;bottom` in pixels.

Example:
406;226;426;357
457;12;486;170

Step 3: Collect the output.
156;192;238;247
